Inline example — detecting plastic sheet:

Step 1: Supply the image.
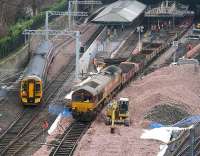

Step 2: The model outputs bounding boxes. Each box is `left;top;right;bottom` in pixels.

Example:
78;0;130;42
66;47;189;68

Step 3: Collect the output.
48;113;62;135
173;115;200;127
149;122;164;129
141;127;190;143
157;145;168;156
62;108;71;117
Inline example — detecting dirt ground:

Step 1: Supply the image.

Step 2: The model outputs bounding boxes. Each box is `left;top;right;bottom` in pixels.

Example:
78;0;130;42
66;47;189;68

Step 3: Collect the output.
74;64;200;156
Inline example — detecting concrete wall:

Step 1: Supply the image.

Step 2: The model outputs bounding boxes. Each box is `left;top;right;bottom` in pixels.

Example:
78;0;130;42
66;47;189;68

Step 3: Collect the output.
0;45;29;71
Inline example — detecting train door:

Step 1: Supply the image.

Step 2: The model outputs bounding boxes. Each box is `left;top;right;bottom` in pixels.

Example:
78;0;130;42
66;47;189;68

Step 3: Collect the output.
28;80;35;103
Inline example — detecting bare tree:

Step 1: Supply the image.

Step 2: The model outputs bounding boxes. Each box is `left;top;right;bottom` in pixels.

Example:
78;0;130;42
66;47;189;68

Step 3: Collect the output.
31;0;37;16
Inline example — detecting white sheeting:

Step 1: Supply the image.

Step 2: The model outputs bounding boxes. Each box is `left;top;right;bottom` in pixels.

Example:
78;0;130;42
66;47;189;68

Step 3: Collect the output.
64;91;74;100
140;126;193;143
141;125;194;156
48;113;62;135
157;145;168;156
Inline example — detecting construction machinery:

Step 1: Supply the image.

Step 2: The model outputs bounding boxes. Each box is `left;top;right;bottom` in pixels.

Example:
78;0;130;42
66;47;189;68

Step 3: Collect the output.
105;98;130;133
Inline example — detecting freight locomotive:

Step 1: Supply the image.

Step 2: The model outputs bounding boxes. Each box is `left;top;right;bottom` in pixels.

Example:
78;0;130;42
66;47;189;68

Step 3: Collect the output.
71;62;138;121
70;39;181;121
20;41;54;105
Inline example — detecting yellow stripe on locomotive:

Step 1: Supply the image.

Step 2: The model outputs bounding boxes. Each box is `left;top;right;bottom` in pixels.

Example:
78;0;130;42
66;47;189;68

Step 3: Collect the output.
71;89;95;112
20;76;43;105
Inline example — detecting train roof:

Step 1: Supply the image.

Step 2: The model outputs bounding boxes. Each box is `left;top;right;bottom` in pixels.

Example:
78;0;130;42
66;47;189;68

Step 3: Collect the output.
76;74;112;95
92;0;146;24
101;65;122;75
24;41;53;78
74;65;122;96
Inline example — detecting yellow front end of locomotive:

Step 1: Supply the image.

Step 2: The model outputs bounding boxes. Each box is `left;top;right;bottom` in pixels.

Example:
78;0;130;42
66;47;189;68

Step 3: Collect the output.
71;101;95;112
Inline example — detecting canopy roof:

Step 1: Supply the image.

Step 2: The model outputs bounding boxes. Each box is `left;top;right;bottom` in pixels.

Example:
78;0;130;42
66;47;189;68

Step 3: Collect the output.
92;0;146;23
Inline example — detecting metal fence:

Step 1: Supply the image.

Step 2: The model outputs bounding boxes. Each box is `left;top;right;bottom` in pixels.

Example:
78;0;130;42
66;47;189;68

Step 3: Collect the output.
165;123;200;156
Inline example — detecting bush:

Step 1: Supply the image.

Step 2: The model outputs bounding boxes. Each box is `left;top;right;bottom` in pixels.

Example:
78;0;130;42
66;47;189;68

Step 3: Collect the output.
0;0;67;59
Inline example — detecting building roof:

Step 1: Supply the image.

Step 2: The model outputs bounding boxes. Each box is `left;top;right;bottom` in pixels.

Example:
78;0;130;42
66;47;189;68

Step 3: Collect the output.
92;0;146;24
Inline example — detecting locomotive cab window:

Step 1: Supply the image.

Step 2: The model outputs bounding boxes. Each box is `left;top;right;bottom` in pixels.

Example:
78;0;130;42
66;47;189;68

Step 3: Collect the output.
72;91;93;102
83;95;92;102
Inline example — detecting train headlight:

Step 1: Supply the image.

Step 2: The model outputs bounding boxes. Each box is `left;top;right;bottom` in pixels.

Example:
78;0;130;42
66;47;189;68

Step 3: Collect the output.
35;98;41;103
22;91;27;96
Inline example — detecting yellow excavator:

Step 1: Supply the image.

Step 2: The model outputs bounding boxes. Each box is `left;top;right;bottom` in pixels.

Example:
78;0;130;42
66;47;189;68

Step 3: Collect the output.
105;98;130;133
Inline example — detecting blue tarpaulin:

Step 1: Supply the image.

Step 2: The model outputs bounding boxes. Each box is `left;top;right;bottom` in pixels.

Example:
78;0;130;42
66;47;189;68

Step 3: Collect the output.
149;122;164;129
49;104;71;117
149;115;200;129
172;115;200;127
62;108;71;117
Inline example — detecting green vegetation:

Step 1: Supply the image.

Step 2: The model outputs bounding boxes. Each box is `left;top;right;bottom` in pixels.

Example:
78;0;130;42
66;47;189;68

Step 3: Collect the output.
0;0;67;59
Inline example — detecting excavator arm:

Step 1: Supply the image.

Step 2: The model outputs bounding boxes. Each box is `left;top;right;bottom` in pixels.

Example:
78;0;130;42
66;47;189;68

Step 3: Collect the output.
110;101;117;133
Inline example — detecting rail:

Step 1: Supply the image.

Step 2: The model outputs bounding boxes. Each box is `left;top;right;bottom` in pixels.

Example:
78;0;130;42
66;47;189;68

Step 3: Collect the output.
50;121;91;156
0;108;39;155
49;22;192;156
0;55;75;156
0;23;103;155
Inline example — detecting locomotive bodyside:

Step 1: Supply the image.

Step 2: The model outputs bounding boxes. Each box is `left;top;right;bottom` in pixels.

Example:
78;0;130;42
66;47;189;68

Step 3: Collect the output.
20;41;53;105
119;62;136;85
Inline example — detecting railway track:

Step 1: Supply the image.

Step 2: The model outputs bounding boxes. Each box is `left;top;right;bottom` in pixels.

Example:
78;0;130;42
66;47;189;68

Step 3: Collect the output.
0;56;75;156
0;44;75;156
50;121;90;156
0;108;39;154
1;22;189;156
48;24;192;156
0;23;103;155
0;35;76;156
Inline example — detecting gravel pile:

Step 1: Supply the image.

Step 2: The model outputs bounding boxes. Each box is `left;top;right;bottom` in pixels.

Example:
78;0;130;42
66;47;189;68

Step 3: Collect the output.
144;104;190;125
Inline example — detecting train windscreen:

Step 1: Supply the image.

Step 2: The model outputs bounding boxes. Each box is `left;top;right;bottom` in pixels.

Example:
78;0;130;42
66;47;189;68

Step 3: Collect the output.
72;92;93;102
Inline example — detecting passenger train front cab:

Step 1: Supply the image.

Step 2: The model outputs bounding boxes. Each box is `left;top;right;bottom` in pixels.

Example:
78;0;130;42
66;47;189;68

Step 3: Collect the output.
20;76;42;105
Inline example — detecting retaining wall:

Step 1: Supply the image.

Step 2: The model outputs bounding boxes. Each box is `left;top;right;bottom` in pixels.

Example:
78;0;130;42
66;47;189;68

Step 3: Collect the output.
0;45;29;71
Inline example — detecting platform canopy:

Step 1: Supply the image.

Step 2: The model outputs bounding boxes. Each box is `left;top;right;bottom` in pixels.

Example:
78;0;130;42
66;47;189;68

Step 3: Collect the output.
92;0;146;24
